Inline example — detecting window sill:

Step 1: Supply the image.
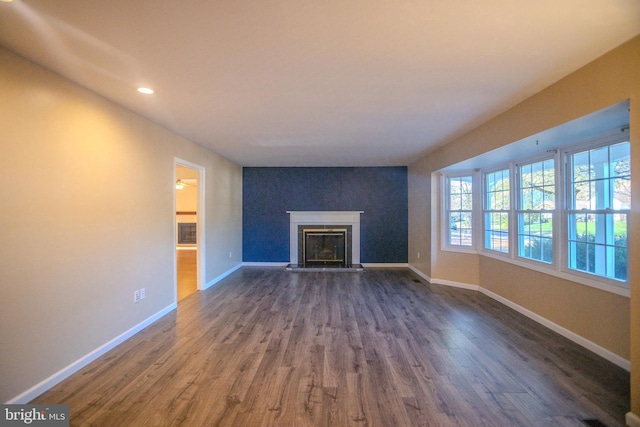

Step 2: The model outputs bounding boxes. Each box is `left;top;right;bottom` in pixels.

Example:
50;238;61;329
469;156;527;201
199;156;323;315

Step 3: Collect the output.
441;245;478;255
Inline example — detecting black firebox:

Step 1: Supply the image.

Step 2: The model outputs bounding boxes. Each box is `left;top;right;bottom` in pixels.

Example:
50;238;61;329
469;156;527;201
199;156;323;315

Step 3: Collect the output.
302;228;348;267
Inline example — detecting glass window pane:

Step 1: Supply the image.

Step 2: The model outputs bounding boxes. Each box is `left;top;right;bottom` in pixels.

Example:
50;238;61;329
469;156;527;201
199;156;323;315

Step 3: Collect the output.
449;212;460;245
461;194;473;211
531;188;545;210
573;180;594;209
518;159;555;263
591;146;608;175
518;212;553;263
614;247;627;281
502;189;510;210
484;169;510;254
573;151;591;182
500;213;509;231
613;213;627;240
569;241;596;274
613;178;630;209
450;193;461;210
447;175;473;247
458;213;473;246
587;214;601;244
521;188;531;210
543;160;555;183
521;164;532;187
567;142;629;281
541;237;553;263
610;142;630;174
543;186;555;209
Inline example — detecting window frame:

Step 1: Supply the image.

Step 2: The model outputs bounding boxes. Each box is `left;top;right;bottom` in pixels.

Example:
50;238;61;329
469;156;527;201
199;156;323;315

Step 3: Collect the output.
482;164;513;257
561;133;630;285
441;171;477;253
515;153;558;266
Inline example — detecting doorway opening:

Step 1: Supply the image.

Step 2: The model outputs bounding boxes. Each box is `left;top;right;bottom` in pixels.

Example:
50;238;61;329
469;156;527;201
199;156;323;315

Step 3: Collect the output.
175;160;205;302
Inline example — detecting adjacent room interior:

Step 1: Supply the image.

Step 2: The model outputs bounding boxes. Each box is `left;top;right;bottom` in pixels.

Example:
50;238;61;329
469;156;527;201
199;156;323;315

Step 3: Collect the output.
175;163;200;301
1;1;639;426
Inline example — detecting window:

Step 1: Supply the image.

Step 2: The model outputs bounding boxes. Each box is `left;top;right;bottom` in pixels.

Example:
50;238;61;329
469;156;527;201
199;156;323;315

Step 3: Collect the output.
444;175;474;247
484;168;510;253
517;158;555;263
438;104;630;295
566;140;630;281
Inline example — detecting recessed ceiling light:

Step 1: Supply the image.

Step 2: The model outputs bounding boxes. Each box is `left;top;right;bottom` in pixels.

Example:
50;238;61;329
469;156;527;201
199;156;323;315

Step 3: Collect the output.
137;87;154;95
0;0;15;3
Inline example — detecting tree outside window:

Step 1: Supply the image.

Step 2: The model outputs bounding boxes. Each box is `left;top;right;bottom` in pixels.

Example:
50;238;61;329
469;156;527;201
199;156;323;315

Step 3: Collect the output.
518;159;555;263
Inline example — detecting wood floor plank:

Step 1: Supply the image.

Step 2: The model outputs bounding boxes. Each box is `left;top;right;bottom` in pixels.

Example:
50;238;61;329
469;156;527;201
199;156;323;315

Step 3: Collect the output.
177;249;197;301
31;267;629;426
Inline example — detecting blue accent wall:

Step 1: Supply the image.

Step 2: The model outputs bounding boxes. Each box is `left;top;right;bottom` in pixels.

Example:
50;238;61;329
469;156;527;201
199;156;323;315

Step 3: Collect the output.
242;167;408;263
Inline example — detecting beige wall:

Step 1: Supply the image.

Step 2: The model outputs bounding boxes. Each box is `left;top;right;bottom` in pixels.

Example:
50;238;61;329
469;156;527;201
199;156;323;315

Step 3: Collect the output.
0;47;242;403
480;258;629;357
408;36;640;415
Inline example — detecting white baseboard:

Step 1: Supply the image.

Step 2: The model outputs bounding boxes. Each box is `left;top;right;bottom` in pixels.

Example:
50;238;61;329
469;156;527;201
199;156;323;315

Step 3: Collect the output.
362;263;408;268
407;264;629;371
408;264;431;282
627;411;640;427
407;265;481;292
431;278;480;291
242;262;288;267
242;262;409;268
203;263;243;290
7;303;177;404
480;287;630;371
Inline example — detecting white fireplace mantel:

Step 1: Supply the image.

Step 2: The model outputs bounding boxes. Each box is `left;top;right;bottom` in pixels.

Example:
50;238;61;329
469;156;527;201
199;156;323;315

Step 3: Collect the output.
287;211;363;265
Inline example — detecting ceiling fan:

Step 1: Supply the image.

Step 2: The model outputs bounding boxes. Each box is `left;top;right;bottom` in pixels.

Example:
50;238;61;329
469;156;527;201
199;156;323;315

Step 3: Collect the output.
175;178;197;190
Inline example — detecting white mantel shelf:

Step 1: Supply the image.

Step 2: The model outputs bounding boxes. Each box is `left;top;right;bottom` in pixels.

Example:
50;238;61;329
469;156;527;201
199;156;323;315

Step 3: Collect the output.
287;211;363;265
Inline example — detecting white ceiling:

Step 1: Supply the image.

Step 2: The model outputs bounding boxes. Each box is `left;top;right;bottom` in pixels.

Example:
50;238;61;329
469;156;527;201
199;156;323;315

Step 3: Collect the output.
1;1;638;167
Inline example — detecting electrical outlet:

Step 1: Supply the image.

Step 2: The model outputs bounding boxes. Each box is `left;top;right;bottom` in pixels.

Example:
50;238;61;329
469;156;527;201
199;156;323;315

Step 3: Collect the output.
140;288;145;299
229;251;232;258
134;290;140;303
417;251;420;259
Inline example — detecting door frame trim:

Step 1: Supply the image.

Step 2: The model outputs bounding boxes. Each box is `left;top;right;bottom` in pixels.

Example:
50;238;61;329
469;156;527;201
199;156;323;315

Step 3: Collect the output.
174;158;206;302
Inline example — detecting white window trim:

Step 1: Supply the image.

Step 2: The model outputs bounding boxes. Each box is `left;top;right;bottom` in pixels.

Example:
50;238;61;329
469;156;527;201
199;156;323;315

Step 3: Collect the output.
481;164;513;257
514;152;558;267
560;132;630;287
441;171;478;253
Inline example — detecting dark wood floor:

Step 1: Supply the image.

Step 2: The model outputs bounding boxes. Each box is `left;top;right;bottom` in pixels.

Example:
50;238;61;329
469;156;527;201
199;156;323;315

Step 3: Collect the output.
33;268;629;426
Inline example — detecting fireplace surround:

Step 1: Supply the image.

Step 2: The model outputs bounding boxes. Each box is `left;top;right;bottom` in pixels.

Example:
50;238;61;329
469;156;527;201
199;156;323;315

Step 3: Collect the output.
287;211;363;269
